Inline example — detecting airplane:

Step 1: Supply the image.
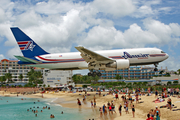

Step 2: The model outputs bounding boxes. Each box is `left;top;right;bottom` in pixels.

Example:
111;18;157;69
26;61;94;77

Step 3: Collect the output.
11;27;169;77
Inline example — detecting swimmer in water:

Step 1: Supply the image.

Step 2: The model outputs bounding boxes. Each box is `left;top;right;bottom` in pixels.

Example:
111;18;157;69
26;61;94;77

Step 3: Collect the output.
61;111;63;114
50;114;55;118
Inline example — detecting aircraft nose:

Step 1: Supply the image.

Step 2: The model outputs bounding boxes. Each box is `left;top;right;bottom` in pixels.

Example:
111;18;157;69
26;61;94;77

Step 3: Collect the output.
166;53;169;59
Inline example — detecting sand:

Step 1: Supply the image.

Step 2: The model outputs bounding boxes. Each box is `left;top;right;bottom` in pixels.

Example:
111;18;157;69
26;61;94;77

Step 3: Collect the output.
1;88;180;120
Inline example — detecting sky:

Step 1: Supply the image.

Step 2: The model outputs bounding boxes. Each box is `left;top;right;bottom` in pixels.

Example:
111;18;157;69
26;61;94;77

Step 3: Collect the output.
0;0;180;75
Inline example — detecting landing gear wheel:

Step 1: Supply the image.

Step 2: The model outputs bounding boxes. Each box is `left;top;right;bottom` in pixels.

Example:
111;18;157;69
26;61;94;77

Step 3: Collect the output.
154;68;158;71
97;72;102;77
88;72;92;76
92;72;97;77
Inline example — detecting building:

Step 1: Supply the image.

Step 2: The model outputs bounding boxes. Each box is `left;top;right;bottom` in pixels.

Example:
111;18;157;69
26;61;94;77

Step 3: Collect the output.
43;70;74;87
100;66;158;80
0;59;32;82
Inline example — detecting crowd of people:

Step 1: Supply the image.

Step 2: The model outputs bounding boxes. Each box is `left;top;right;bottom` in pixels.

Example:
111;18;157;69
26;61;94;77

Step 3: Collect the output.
76;87;179;120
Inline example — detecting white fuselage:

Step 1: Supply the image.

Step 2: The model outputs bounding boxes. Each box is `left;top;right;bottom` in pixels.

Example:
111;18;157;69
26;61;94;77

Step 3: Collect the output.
25;48;168;70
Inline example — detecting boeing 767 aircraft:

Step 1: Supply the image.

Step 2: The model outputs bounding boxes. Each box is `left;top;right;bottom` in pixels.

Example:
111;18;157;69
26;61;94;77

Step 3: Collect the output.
11;27;169;77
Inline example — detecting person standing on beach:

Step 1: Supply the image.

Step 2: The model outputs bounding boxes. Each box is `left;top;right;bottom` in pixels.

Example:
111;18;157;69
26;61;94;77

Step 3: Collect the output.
135;93;139;104
115;93;119;100
125;100;129;114
154;106;161;119
118;103;122;116
155;90;158;98
131;104;135;117
167;98;172;110
77;98;81;107
91;101;93;107
103;104;106;115
94;99;96;108
107;101;111;114
99;107;103;117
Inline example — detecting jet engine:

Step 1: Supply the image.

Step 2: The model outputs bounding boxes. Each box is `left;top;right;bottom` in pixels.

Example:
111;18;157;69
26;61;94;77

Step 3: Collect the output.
106;59;129;69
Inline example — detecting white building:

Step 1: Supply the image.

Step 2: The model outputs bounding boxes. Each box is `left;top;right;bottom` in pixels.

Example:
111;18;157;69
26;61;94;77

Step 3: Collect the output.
0;59;32;82
43;70;74;87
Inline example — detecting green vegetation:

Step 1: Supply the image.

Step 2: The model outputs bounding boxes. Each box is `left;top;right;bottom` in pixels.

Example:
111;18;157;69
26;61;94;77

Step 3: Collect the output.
27;69;43;84
18;74;23;81
0;76;6;86
5;73;12;83
72;74;99;84
173;81;178;84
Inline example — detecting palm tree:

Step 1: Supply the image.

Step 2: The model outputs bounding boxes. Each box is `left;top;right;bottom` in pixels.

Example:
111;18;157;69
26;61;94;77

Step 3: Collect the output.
133;82;137;86
142;82;148;86
177;69;180;74
0;76;6;86
5;73;12;83
18;74;24;81
94;75;99;83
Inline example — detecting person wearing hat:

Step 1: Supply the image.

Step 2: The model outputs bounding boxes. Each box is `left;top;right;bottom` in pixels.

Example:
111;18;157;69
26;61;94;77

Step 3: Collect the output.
154;106;160;120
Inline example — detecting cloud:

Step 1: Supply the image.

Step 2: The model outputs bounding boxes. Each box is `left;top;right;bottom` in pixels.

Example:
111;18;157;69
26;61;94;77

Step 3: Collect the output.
6;47;22;58
0;0;179;73
80;18;180;50
92;0;136;17
158;56;180;71
0;54;5;60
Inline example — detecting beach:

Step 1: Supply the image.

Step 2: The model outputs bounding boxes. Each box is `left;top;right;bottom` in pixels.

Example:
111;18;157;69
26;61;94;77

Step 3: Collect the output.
1;88;180;120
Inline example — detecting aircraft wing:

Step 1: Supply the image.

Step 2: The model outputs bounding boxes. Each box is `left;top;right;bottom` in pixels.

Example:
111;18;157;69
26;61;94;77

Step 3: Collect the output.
75;46;115;64
14;56;42;63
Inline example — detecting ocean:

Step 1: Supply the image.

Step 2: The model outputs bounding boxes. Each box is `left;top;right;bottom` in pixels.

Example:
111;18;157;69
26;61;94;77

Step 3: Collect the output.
0;96;97;120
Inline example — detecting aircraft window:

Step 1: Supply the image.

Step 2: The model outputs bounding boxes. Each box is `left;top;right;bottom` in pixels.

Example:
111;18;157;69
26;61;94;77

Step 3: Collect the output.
161;51;165;53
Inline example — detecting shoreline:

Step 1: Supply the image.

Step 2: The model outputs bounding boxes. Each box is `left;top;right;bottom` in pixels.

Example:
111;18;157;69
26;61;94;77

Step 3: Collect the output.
1;90;180;120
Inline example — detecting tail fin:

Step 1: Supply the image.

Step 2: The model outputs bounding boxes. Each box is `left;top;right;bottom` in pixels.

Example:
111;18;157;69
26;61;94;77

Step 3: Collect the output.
10;27;49;58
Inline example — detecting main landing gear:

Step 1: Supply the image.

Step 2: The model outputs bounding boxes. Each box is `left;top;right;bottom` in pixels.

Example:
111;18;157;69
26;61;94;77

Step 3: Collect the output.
154;63;158;71
88;70;102;77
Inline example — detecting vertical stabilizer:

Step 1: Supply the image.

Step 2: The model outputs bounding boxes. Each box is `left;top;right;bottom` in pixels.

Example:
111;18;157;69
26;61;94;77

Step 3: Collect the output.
11;27;49;58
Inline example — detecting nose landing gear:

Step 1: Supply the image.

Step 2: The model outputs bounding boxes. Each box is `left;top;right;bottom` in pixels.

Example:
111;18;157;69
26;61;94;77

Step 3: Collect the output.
154;63;158;71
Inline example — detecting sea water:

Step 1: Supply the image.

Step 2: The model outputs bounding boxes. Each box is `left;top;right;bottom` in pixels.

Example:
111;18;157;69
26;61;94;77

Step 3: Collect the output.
0;96;97;120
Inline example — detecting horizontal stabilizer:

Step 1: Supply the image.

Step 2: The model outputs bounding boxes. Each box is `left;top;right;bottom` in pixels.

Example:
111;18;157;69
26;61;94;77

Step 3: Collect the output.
14;56;42;64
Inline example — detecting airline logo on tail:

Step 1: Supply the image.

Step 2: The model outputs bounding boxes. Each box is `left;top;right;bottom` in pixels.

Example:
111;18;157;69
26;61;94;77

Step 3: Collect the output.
18;41;36;51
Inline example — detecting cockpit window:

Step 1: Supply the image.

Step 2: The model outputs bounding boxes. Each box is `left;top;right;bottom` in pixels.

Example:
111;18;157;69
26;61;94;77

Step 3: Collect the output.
161;51;165;53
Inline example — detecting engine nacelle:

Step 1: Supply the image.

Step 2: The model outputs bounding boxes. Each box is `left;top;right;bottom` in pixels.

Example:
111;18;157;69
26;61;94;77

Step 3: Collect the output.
106;59;129;69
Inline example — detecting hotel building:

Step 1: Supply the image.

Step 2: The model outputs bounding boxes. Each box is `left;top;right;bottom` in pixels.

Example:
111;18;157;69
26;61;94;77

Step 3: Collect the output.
100;66;158;79
0;59;32;82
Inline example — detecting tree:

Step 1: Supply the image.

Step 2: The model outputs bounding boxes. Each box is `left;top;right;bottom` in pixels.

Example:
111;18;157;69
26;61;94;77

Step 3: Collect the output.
27;69;43;84
18;74;24;81
5;73;12;83
177;69;180;74
72;74;78;84
112;82;118;86
133;82;137;86
142;82;148;86
121;82;126;87
43;84;46;88
93;75;99;83
137;82;142;87
0;76;6;86
127;82;132;86
115;74;122;80
167;81;172;85
165;72;170;76
173;81;178;84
